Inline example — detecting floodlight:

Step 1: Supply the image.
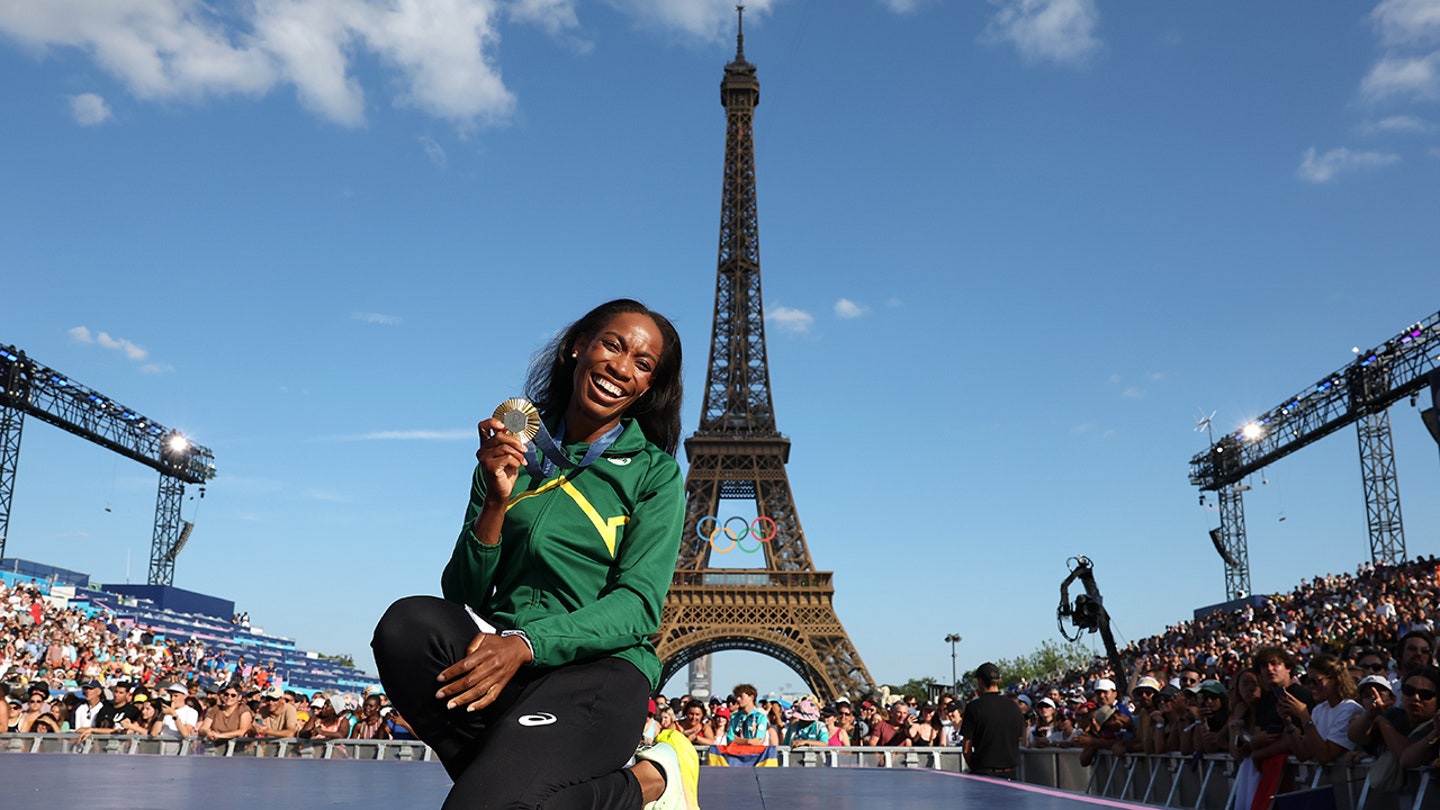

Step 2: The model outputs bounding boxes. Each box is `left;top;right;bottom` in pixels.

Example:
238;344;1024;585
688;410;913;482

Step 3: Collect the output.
1241;423;1263;441
167;434;190;454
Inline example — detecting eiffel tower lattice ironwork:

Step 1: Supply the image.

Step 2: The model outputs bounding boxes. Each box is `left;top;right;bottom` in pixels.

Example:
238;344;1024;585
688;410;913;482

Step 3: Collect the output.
654;8;876;702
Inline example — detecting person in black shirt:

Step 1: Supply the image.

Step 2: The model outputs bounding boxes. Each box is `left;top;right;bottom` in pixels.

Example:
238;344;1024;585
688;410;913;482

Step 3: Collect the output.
961;662;1025;779
83;682;142;738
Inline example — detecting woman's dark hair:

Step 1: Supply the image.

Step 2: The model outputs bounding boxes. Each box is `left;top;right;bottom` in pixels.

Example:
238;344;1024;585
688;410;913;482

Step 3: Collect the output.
525;299;684;455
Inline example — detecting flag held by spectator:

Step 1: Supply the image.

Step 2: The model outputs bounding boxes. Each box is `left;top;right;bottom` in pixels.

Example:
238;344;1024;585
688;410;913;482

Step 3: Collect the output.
706;742;778;767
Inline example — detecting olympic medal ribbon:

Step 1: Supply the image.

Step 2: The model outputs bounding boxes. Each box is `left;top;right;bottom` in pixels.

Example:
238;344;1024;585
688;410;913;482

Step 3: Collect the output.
526;417;625;478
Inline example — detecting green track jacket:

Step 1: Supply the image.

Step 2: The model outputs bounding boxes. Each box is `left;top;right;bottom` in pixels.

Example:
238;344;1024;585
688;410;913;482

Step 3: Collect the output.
441;418;683;690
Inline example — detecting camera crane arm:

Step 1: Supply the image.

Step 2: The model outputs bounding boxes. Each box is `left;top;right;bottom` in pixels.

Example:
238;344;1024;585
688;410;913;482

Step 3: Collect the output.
1057;556;1128;695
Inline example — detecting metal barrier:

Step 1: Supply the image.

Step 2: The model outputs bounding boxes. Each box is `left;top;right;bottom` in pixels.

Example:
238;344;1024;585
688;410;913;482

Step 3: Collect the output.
0;733;436;761
4;733;1435;810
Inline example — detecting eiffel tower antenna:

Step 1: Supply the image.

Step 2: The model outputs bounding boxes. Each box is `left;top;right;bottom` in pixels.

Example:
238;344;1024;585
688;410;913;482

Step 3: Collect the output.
655;11;877;702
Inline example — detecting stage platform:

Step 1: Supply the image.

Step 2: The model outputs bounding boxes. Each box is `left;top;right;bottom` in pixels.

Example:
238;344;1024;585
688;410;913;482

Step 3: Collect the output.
0;755;1153;809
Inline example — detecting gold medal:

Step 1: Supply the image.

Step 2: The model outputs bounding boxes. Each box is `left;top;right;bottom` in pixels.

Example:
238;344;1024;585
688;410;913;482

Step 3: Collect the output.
493;398;541;443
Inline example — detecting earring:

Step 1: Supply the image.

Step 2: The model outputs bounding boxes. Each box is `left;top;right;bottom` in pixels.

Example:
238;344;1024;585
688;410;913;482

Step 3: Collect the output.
571;351;577;359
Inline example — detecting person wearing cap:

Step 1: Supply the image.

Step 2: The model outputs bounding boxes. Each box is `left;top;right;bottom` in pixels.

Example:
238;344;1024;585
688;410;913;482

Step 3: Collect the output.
1346;672;1396;755
73;680;107;730
1025;698;1058;748
783;698;827;747
251;685;298;738
300;695;352;740
86;681;141;737
1185;681;1229;755
696;706;729;747
157;683;198;739
962;662;1024;779
1079;704;1131;767
1129;676;1162;752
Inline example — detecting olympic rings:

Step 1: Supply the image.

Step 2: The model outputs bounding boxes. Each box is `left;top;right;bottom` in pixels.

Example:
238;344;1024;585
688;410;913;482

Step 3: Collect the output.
695;515;777;553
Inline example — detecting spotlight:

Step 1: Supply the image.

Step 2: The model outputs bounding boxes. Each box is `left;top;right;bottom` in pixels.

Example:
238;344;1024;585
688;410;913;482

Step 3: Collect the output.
167;434;190;454
1242;423;1263;441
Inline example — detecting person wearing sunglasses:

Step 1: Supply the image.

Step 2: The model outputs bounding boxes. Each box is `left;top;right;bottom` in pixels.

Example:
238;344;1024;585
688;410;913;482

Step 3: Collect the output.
197;684;252;743
1364;666;1440;761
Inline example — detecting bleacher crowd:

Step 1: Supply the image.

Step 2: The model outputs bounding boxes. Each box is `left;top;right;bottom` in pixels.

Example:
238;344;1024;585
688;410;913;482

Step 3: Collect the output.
1;576;407;742
8;554;1440;803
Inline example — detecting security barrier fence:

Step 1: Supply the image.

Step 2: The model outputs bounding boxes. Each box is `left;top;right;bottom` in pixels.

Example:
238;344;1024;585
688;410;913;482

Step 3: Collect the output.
3;735;1435;810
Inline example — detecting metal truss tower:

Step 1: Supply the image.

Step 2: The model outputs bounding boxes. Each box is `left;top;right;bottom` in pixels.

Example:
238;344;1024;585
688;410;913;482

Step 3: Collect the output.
654;9;877;702
0;344;216;584
1357;409;1405;563
1191;311;1439;593
1217;486;1251;600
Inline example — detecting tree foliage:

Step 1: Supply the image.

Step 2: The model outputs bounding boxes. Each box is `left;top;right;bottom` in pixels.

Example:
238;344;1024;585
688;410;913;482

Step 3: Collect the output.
880;639;1100;704
317;652;356;668
994;638;1101;686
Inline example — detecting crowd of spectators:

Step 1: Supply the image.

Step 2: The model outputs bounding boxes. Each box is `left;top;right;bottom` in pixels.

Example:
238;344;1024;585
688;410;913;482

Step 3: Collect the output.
991;555;1440;807
1;578;409;743
10;553;1440;798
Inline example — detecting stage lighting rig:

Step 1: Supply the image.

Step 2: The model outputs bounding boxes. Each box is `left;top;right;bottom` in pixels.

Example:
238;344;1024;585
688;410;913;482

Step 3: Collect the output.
1189;309;1440;598
0;343;216;585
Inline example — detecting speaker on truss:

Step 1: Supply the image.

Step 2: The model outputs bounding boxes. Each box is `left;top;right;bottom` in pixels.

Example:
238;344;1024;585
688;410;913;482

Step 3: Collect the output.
164;520;194;563
1210;528;1238;567
1425;369;1440;446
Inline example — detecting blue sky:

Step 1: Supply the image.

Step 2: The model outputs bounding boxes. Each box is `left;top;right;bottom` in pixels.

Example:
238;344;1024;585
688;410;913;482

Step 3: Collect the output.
2;0;1439;698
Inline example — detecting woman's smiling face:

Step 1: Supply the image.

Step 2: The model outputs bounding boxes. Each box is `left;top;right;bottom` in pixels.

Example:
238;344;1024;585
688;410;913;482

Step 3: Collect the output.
566;312;662;438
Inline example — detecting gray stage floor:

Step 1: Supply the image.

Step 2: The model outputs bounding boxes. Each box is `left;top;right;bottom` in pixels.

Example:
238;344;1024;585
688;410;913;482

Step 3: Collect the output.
0;755;1152;809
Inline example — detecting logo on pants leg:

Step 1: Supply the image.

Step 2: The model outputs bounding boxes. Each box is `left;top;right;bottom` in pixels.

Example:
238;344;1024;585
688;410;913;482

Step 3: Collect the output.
518;712;558;727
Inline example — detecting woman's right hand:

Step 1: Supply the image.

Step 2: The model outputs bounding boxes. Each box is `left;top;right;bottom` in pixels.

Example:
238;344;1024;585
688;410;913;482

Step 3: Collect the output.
476;418;529;503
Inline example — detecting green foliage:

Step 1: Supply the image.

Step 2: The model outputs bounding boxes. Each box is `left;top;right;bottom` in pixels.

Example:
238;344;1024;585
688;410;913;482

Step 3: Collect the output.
993;639;1101;686
880;676;942;704
317;652;356;668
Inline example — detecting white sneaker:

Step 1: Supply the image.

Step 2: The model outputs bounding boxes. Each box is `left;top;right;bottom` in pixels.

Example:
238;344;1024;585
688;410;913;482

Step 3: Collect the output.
636;730;700;810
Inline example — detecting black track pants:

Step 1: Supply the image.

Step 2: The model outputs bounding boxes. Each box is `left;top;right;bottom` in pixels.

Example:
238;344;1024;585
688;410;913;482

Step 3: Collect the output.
372;595;649;809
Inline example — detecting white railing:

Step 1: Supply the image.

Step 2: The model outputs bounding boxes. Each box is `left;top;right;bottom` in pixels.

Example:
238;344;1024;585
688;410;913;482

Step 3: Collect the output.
0;733;435;761
4;732;1434;810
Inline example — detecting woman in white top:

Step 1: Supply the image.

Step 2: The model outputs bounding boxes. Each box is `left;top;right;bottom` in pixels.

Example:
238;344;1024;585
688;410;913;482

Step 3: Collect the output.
1279;653;1362;763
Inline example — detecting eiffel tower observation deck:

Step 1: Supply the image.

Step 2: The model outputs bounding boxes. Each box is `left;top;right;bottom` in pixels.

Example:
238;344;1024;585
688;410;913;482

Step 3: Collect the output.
654;7;876;702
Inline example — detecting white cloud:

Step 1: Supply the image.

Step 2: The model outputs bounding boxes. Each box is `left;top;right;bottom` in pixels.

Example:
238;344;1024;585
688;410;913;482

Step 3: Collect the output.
509;0;581;36
70;325;150;360
603;0;778;40
139;363;176;374
1363;114;1437;133
1371;0;1440;48
1361;52;1440;102
351;311;402;325
833;298;866;319
418;135;447;168
1296;146;1401;183
1122;387;1142;399
0;0;516;128
766;305;814;334
68;92;113;125
877;0;936;14
981;0;1101;67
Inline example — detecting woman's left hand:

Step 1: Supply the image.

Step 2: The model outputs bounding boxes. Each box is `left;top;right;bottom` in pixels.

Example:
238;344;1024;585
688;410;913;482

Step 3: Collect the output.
435;633;535;713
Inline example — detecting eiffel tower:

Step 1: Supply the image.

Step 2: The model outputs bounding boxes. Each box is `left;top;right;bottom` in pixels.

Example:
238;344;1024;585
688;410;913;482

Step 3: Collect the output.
654;7;876;703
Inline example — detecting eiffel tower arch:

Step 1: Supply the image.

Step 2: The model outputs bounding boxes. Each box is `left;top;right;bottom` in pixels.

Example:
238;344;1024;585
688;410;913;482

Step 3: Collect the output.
654;9;876;703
